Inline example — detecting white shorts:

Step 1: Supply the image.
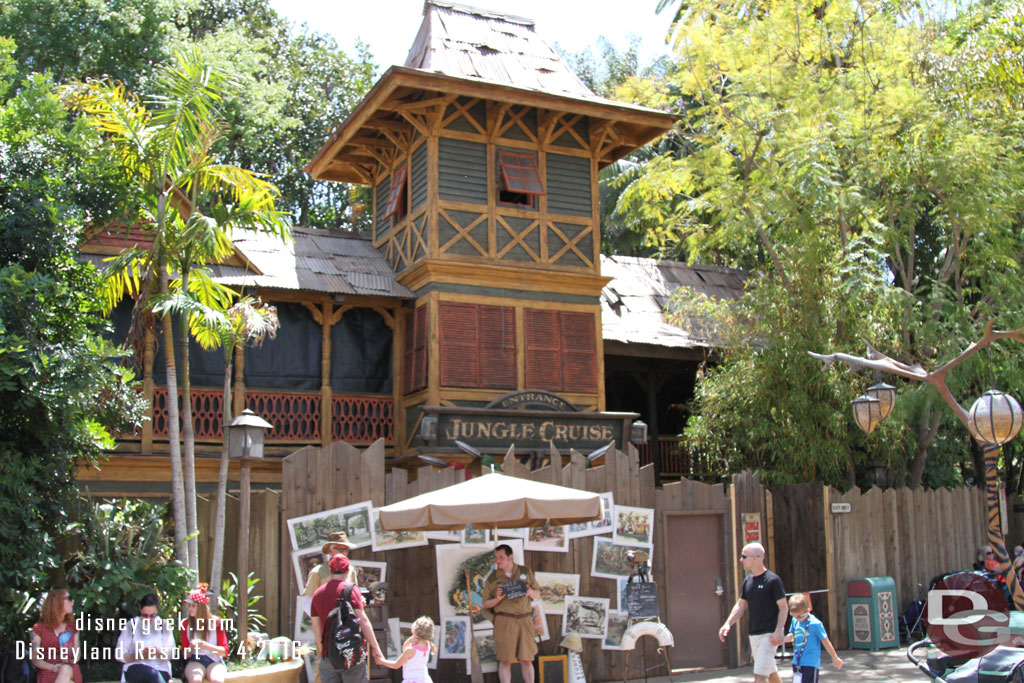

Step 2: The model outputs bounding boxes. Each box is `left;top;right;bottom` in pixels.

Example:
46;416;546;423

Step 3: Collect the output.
749;633;779;676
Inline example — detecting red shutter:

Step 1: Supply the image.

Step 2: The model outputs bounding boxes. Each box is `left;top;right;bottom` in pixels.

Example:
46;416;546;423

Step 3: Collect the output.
525;308;563;391
478;305;516;389
560;312;597;393
403;304;428;395
440;302;479;387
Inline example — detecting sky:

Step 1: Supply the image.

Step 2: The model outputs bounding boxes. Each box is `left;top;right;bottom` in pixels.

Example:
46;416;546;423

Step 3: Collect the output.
267;0;677;74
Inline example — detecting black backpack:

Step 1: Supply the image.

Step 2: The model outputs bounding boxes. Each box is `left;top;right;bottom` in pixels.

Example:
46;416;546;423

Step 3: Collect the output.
326;584;364;670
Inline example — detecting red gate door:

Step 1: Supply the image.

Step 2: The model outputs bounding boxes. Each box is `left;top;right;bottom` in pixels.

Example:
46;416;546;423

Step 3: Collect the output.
665;512;729;669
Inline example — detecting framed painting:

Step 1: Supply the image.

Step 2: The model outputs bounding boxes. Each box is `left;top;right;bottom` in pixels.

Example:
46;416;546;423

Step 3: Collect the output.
525;523;568;553
290;546;323;593
286;500;373;550
567;492;613;538
591;536;653;580
439;616;470;660
436;540;523;626
613;505;655;547
562;596;609;639
370;509;427;551
535;572;580;614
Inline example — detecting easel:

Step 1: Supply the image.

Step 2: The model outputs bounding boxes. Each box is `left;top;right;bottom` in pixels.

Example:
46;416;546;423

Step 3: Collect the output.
622;552;674;683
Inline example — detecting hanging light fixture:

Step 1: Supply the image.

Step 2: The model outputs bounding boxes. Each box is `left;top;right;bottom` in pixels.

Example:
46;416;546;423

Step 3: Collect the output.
968;390;1023;446
851;395;882;435
866;382;897;420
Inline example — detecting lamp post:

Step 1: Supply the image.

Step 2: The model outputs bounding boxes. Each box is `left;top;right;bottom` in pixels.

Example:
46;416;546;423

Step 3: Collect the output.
810;322;1024;610
226;408;273;651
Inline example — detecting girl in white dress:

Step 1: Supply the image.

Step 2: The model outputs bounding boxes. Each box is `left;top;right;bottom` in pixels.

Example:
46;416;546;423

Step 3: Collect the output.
374;616;435;683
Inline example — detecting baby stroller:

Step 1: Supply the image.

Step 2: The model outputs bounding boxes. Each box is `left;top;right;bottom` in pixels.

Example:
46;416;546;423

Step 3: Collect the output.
903;573;954;643
908;638;1024;683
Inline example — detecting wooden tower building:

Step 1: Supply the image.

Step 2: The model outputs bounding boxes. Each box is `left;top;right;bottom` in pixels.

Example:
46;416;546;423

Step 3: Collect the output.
306;1;675;460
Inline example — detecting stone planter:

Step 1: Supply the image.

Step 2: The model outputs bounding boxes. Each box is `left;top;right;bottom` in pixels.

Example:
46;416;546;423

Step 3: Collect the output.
225;659;303;683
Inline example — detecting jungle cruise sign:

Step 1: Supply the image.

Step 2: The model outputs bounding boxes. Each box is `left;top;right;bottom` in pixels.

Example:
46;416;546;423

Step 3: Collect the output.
421;390;639;453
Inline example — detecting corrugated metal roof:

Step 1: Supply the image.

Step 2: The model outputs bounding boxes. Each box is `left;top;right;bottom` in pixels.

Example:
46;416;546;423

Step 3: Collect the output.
600;255;747;350
405;1;605;103
210;228;414;299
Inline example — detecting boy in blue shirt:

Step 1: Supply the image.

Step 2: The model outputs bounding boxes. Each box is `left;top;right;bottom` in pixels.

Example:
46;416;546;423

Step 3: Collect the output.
783;594;843;683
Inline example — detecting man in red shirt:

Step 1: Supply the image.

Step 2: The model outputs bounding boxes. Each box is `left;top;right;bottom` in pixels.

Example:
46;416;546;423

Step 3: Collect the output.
311;555;383;683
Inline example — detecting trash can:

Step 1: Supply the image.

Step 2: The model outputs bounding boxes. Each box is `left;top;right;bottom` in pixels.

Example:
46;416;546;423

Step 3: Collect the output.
847;576;899;650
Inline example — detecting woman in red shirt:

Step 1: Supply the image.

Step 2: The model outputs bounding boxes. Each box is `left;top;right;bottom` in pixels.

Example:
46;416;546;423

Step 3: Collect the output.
30;589;83;683
180;585;229;683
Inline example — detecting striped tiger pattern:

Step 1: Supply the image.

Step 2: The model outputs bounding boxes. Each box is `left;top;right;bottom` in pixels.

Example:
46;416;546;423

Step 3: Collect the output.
984;445;1024;610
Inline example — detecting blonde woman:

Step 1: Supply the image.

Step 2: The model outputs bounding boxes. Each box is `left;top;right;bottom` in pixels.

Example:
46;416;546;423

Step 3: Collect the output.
30;589;82;683
180;585;228;683
374;616;435;683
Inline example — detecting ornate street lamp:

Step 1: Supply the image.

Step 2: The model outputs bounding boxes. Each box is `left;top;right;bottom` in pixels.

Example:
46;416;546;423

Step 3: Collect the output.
811;323;1024;610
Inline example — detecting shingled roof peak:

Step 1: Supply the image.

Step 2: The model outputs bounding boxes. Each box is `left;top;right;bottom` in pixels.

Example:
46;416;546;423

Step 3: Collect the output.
404;0;596;99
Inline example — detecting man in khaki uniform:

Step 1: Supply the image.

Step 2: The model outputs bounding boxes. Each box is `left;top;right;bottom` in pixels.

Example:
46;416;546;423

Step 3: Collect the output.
303;531;359;683
482;544;541;683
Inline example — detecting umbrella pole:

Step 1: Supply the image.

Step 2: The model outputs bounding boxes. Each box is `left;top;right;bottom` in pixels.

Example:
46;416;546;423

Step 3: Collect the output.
465;568;484;683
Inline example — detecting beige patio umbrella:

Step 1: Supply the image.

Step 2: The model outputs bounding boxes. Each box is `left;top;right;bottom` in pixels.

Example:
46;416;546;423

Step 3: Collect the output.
377;471;602;531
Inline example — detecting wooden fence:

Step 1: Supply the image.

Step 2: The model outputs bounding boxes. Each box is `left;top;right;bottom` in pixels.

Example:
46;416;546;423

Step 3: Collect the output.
196;490;282;635
771;484;988;649
278;440;737;681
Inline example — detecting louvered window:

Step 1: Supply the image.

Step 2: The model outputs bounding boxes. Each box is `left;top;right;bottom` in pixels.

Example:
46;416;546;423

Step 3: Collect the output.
524;309;597;393
440;302;516;389
381;164;408;221
497;150;543;208
402;304;428;395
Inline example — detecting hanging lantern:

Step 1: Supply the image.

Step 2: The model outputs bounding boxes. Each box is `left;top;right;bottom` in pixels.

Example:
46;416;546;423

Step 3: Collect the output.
852;395;882;435
866;382;897;420
968;390;1023;446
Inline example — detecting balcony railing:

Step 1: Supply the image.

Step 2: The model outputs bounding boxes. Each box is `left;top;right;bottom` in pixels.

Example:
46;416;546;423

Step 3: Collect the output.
151;387;393;444
637;436;721;480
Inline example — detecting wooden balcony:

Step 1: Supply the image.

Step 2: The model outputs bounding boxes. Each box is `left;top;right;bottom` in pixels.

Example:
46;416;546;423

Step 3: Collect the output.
637;436;722;481
150;387;393;444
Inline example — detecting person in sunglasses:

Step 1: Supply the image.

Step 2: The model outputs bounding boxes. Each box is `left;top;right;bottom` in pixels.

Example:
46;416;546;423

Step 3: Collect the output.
718;543;788;683
783;594;842;683
30;589;82;683
116;594;175;683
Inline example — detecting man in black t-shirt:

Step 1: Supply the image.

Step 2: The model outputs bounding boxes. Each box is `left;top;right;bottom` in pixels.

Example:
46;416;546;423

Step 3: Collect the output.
718;542;787;683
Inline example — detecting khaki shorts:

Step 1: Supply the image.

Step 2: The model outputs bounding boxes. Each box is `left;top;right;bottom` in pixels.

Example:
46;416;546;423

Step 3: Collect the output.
493;613;538;663
749;633;779;675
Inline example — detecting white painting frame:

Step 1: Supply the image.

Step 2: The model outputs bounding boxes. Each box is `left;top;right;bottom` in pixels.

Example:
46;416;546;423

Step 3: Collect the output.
440;616;471;660
436;540;524;626
386;617;401;659
591;536;653;580
350;559;387;587
293;596;313;643
472;629;498;674
613;505;655;547
497;527;528;539
567;491;614;538
290;546;324;593
370;509;428;552
426;530;461;542
461;523;490;547
525;523;568;553
535;572;581;614
562;595;610;640
286;500;373;550
603;610;630;650
531;599;549;642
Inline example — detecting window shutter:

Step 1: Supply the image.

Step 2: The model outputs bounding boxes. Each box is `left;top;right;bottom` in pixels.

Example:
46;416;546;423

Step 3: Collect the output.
403;304;428;395
560;312;597;393
478;305;516;389
440;302;479;387
439;303;516;389
525;308;563;391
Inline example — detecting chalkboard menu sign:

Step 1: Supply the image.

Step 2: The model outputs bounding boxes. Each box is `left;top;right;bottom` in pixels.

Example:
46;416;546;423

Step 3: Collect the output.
501;580;529;600
625;582;659;618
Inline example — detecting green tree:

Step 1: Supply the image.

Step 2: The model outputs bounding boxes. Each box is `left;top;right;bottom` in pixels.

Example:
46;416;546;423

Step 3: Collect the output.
0;38;144;641
73;48;290;572
636;0;1024;487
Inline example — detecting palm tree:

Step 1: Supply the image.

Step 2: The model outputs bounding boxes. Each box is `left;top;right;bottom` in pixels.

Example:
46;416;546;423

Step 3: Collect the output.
73;49;290;571
191;296;280;606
